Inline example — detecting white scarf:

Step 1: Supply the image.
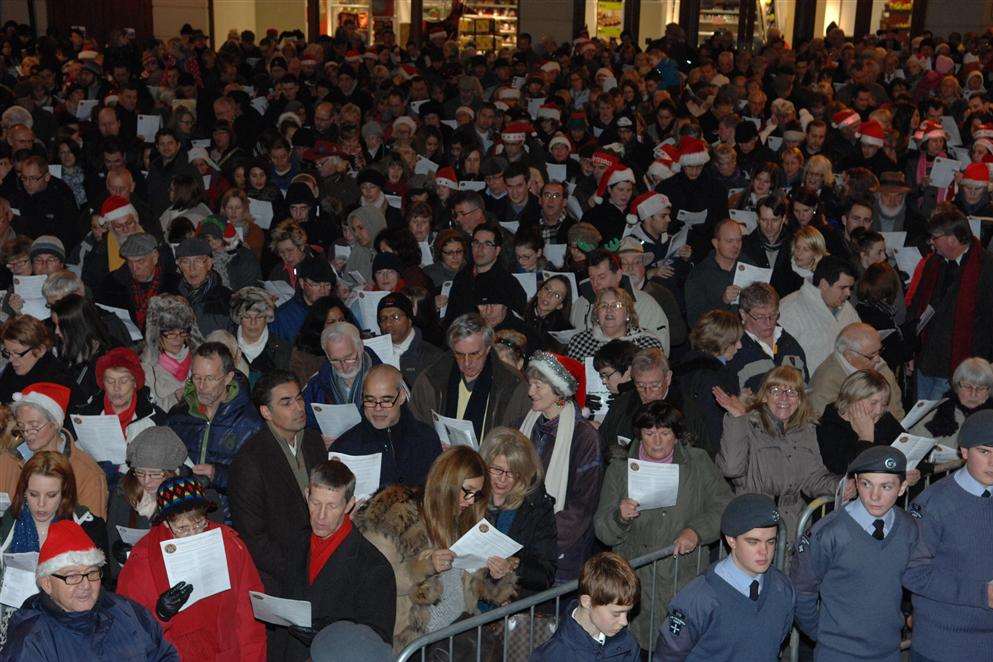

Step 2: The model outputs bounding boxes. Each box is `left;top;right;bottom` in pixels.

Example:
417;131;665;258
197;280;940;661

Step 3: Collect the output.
519;403;576;514
238;326;268;363
361;190;387;210
791;257;814;281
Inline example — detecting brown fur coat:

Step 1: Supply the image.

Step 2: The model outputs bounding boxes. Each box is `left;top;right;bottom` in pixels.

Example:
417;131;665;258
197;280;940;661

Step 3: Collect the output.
352;484;518;650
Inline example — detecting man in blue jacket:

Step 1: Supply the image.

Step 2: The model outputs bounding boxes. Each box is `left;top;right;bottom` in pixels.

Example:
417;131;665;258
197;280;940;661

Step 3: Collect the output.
2;520;178;661
270;256;337;343
166;341;262;519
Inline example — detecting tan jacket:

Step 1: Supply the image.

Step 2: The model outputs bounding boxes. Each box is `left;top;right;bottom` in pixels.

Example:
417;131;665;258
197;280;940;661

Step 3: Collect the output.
808;352;905;419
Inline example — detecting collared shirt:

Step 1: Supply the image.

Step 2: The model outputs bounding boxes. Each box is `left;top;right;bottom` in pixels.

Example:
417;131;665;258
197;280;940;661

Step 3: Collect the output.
394;328;415;356
268;422;308;496
570;608;606;645
845;498;895;537
836;350;859;376
746;326;783;359
714;555;764;599
954;466;993;496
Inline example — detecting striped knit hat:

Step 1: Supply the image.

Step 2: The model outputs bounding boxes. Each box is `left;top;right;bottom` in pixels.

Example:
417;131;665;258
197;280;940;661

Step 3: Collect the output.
153;476;216;523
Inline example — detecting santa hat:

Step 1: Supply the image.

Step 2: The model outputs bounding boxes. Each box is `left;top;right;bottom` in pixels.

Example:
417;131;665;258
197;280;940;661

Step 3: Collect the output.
540;61;561;73
595;67;615;81
100;195;138;225
593;162;635;204
455;105;475;119
914;119;947;142
653;142;681;162
501;121;532;143
831;109;861;129
631;192;672;221
677;136;710;167
392;115;417;133
395;64;418;81
974;138;993;157
592;150;620;169
222;222;240;251
963;162;990;186
537;103;561;122
36;521;105;579
548;134;571;151
434;166;458;191
527;351;585;408
345;50;362;63
857;120;885;147
648;157;678;182
11;383;71;429
974;123;993;140
187;146;219;171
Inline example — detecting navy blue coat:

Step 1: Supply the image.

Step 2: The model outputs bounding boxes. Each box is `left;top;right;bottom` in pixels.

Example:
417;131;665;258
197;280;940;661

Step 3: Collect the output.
332;406;442;488
530;600;640;661
269;291;308;343
1;591;178;661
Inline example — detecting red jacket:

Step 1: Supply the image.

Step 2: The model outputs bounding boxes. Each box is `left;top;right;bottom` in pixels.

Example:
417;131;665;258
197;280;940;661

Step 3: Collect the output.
117;522;267;662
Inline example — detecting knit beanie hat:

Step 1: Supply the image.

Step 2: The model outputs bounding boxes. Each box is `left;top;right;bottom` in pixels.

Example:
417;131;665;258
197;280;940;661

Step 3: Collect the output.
126;426;189;471
36;521;105;579
12;382;71;428
153;475;217;523
95;347;144;390
30;236;66;262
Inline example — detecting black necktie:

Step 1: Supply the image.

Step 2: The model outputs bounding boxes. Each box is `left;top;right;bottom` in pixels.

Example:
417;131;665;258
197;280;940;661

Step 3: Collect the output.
749;579;759;601
982;490;991;498
872;519;885;540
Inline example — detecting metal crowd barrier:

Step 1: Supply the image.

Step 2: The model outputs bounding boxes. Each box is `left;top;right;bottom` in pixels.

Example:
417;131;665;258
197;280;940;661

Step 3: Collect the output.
396;526;789;662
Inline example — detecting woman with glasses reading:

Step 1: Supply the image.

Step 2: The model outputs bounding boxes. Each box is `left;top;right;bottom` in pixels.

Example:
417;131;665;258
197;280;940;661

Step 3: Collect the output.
715;365;842;542
0;316;72;404
117;475;267;660
0;451;108;647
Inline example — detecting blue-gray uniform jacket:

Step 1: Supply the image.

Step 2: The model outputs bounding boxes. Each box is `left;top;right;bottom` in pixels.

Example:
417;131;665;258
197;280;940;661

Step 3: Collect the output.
725;329;809;393
530;600;640;661
653;557;795;662
790;499;918;662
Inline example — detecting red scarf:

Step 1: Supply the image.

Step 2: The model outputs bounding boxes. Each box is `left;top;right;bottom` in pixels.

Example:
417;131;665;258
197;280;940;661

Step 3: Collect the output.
131;265;163;329
308;517;352;585
104;394;138;434
158;350;192;383
906;239;982;371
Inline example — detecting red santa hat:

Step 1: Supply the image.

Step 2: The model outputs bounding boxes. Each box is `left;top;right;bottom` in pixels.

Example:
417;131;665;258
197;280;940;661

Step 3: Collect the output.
528;351;586;408
548;134;571;151
99;195;138;225
540;61;561;73
537;103;561;122
677;136;710;167
974;138;993;157
501;121;532;144
11;382;71;429
974;123;993;140
345;50;362;63
434;166;458;191
429;27;448;41
648;157;678;182
395;64;418;81
455;105;475;120
36;520;106;579
592;149;620;169
962;162;990;186
631;191;672;221
857;120;885;147
831;109;861;130
392;115;417;133
593;162;635;204
222;222;240;251
914;119;947;142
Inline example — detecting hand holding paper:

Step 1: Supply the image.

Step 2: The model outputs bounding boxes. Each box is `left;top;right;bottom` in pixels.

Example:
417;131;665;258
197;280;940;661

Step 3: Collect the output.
450;519;522;572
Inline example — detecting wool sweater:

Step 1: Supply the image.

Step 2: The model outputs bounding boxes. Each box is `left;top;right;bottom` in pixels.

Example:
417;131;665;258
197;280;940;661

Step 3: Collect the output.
779;281;860;374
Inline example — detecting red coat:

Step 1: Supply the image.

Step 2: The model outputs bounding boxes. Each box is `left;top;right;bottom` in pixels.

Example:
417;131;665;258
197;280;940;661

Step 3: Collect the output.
117;521;267;662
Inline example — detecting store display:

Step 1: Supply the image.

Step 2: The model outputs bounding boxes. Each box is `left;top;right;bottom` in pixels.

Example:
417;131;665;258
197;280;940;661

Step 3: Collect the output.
327;1;374;42
880;0;914;30
596;1;624;40
458;0;518;51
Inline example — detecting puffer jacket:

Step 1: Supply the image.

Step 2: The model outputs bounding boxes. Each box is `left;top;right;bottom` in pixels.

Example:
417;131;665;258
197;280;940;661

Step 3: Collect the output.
166;381;262;495
351;485;518;651
593;441;731;648
716;411;839;543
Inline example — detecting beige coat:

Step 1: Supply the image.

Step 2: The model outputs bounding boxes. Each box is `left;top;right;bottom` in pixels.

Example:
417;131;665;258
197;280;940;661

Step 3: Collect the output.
809;352;905;419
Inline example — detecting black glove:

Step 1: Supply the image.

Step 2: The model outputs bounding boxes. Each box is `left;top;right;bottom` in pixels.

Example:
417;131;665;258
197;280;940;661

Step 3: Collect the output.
111;539;132;566
156;582;194;621
586;394;602;412
289;625;317;646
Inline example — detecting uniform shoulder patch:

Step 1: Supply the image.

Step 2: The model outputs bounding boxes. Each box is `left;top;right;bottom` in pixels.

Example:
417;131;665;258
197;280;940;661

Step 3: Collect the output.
910;502;924;520
796;533;811;553
667;609;687;636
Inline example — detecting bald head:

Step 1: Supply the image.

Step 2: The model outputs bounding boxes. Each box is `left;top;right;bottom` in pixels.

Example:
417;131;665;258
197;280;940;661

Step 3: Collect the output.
106;167;135;198
837;323;883;371
7;124;34;151
362;364;407;429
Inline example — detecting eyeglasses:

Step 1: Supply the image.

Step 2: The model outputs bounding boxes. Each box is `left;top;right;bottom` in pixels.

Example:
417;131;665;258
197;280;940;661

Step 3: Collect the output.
488;465;516;481
441;248;465;257
959;382;991;394
329;356;361;368
241;314;267;323
362;389;403;409
472;239;497;249
160;329;189;340
1;345;34;360
50;569;102;585
169;517;208;537
103;376;135;388
541;192;563;199
5;257;29;270
191;373;224;386
15;421;50;437
453;348;487;362
849;348;881;362
635;380;667;392
768;386;800;399
599;369;617;382
597;302;626;312
746;310;779;324
460;486;484;502
378;312;405;324
454;208;479;218
19;173;45;183
134;469;165;480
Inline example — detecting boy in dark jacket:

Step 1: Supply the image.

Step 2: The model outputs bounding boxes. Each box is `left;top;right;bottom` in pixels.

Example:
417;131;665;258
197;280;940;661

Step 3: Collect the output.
530;551;641;661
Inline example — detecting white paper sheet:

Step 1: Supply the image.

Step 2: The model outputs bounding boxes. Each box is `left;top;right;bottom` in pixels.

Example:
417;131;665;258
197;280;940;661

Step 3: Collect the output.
929;157;962;189
930;444;960;464
727;187;745;199
512;272;538;301
546;163;567;183
95;304;142;341
498;221;520;235
665;226;690;259
385;194;402;209
160;528;231;610
409;99;427;114
729;209;757;234
566;195;584;220
450;519;522;572
419;241;434;266
969;215;993;241
900;399;946;430
617;436;632;447
75;99;99;120
249;591;312;628
364;334;399;368
766;135;783;151
357;290;391;334
880;231;907;252
544;244;567;269
310;403;361;439
677;209;708;226
894;247;923;275
262;280;296;307
891;433;936;470
116;525;149;546
248;198;274;230
137;114;162;143
439;280;453;318
432;411;478;450
0;553;38;608
14;275;49;320
941;115;963;146
548;328;582;345
414;156;440;176
627;461;680;511
70;414;127;465
526;97;545;120
327;452;382;500
540;271;578;302
190;139;211;150
458;180;486;192
47;165;62;180
584;357;612;423
732;263;772;291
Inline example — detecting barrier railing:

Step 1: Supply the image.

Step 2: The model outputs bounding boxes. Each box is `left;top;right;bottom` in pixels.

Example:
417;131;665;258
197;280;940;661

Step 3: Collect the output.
396;525;788;662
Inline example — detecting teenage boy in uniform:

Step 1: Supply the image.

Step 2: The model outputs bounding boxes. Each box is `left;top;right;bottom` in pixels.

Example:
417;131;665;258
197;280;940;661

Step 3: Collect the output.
903;410;993;662
530;551;641;661
791;446;918;661
653;493;795;661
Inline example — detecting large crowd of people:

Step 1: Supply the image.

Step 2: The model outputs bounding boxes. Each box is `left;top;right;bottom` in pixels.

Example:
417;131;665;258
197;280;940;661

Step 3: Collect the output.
0;12;990;662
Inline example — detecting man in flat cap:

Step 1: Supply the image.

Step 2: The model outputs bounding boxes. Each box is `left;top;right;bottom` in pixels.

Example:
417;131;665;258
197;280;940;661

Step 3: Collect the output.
654;494;794;661
95;232;179;330
791;446;918;662
903;410;993;662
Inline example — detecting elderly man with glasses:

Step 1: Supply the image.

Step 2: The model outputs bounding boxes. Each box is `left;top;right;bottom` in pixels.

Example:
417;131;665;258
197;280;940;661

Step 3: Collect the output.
334;364;443;490
302;322;380;435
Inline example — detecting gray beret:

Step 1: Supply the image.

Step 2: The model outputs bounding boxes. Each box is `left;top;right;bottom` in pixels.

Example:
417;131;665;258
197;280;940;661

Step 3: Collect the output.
119;233;158;258
126;426;189;471
848;445;907;475
175;238;212;259
958;410;993;449
721;494;780;537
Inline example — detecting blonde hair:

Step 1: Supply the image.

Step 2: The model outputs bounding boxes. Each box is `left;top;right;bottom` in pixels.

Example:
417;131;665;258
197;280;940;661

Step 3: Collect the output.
423;446;489;548
792;226;829;259
595;287;639;331
690;309;743;356
835;369;890;417
479;427;543;510
748;365;814;433
804;154;834;182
